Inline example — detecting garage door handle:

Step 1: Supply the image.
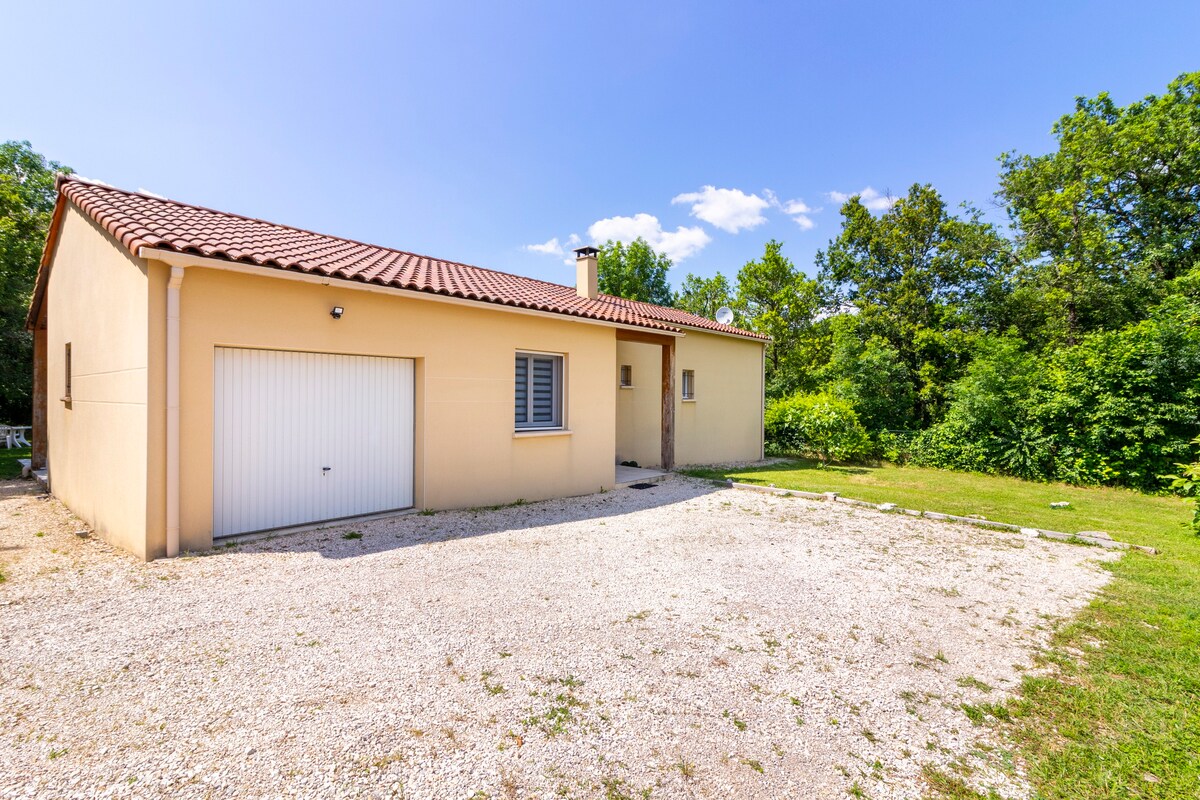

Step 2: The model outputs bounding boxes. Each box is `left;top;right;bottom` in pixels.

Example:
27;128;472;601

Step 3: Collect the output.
322;467;331;472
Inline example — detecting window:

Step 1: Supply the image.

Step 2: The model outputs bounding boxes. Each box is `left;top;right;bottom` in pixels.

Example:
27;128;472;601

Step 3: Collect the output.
619;364;632;388
63;342;73;403
515;352;563;429
682;369;695;400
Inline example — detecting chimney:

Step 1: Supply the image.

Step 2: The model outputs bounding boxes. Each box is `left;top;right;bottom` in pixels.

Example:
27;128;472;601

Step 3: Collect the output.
574;246;599;300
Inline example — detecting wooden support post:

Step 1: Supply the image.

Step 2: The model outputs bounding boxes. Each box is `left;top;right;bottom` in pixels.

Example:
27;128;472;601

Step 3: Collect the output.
661;339;675;470
31;324;47;470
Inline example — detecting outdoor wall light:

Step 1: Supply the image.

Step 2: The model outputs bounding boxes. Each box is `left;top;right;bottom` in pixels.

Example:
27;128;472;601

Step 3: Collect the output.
330;306;344;319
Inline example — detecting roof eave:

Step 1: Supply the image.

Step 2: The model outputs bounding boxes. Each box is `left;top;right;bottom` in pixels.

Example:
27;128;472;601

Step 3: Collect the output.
136;247;687;337
24;177;73;330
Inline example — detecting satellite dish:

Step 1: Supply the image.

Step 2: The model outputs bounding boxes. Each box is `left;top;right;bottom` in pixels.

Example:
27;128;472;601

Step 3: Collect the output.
715;306;734;325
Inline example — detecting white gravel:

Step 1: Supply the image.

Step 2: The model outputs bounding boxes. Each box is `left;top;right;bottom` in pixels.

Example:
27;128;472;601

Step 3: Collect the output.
0;475;1116;799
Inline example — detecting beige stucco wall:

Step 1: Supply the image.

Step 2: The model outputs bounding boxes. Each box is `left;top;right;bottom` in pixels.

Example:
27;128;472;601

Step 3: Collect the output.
614;341;663;467
44;207;152;559
160;265;618;556
616;331;764;468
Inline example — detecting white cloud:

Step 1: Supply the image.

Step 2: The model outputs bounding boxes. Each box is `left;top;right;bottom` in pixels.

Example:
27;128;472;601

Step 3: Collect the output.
671;185;770;233
765;189;817;230
587;213;711;263
828;186;898;212
525;237;564;256
526;233;587;265
790;213;816;231
561;233;582;265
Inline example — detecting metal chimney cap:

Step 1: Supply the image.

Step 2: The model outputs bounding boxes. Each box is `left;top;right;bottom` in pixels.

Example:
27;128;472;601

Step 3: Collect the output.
573;246;600;257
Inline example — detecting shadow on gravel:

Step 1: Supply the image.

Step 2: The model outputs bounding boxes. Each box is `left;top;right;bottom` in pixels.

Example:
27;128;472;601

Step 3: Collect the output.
227;477;725;561
0;479;41;499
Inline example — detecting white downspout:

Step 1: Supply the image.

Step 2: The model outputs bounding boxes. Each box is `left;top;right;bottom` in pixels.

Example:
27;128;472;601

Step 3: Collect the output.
166;266;185;558
760;342;767;461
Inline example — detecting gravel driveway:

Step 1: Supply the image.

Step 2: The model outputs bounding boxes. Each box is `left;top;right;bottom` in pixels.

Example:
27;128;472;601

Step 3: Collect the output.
0;475;1115;799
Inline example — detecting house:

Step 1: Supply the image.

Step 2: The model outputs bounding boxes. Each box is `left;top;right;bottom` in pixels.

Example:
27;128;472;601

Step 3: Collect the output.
25;177;767;560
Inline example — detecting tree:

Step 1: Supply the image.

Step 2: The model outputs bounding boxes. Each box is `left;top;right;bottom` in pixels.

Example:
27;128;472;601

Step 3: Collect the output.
673;272;731;319
0;141;69;422
734;240;823;396
816;184;1014;423
815;315;916;432
999;72;1200;344
596;238;673;306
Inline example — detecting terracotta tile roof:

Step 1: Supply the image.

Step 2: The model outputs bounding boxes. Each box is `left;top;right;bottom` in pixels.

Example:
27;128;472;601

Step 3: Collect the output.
35;177;767;340
599;294;763;339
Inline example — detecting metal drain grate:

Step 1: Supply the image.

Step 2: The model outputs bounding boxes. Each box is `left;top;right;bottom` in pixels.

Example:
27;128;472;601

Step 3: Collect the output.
627;482;657;490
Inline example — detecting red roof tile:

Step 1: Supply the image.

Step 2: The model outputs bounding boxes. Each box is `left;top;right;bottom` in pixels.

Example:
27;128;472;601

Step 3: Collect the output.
599;294;762;339
35;177;768;340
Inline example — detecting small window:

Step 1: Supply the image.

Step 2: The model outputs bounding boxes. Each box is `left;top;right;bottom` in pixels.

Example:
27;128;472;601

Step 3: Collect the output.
619;364;632;388
64;342;73;403
682;369;695;400
515;352;564;429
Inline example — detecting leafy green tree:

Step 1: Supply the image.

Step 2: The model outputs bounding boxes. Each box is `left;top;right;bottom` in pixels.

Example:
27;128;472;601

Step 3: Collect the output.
0;141;69;422
674;272;731;319
909;335;1045;478
734;240;823;396
815;315;916;432
816;184;1015;423
1027;296;1200;489
940;335;1039;436
913;299;1200;489
597;238;673;306
999;72;1200;344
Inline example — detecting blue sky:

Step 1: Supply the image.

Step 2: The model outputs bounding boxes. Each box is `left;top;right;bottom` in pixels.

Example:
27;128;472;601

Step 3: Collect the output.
6;1;1198;287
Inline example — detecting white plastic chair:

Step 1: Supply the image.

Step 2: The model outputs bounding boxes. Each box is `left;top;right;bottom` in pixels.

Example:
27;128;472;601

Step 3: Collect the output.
0;426;11;449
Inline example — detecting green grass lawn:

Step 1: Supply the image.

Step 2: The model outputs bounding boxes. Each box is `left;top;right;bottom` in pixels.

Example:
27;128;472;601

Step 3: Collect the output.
682;459;1199;800
0;446;31;480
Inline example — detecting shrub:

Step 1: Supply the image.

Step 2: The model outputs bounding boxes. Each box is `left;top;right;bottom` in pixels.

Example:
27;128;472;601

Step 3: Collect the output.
1161;437;1200;534
875;430;916;465
1028;297;1200;490
910;302;1200;489
815;318;917;431
765;392;871;464
909;418;997;474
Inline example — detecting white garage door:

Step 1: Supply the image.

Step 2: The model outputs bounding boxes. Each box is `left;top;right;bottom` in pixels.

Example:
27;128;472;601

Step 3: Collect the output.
213;348;414;538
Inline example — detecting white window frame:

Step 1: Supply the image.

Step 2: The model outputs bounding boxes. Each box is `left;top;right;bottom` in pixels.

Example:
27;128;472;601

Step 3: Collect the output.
682;369;695;401
619;364;633;388
515;351;565;431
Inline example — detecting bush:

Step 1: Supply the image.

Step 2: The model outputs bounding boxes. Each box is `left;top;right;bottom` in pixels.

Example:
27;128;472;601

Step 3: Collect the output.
1161;437;1200;534
909;418;997;474
875;430;916;464
815;317;917;431
1029;297;1200;490
908;302;1200;489
765;392;871;464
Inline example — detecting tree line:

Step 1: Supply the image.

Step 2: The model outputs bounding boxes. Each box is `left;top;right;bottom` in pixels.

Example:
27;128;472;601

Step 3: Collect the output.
600;72;1200;496
2;74;1198;509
